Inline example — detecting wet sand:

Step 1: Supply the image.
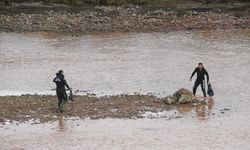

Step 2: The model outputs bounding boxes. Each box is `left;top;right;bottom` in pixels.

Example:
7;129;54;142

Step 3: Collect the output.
0;95;170;123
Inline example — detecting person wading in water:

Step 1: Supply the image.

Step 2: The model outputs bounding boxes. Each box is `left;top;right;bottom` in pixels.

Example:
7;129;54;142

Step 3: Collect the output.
53;70;71;112
190;63;209;99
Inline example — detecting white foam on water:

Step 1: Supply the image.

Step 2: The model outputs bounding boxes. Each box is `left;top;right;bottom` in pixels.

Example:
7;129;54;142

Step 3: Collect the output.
0;90;55;96
140;110;182;119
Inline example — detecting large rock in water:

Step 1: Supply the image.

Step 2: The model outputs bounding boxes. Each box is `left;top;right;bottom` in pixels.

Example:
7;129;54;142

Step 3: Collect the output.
164;88;193;104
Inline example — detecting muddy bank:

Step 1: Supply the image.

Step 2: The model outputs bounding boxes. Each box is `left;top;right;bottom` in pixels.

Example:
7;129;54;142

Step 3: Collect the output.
0;89;206;123
0;94;168;123
0;5;249;35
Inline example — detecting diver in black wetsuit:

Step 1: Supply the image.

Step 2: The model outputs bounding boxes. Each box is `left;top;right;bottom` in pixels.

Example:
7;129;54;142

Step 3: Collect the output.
190;63;209;98
53;70;71;112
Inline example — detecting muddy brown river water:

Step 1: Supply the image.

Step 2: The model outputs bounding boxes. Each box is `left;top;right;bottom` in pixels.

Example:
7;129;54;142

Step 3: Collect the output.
0;29;250;150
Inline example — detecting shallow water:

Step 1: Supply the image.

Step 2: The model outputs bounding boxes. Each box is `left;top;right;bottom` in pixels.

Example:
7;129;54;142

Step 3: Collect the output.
0;30;249;97
0;29;250;149
1;111;249;150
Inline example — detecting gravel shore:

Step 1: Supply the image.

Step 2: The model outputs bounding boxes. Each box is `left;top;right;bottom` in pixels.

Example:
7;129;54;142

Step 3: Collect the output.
0;5;249;35
0;89;205;123
0;95;168;123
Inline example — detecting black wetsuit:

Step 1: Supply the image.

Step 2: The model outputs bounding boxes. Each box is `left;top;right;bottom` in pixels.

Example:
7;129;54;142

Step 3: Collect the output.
190;67;209;97
53;74;70;109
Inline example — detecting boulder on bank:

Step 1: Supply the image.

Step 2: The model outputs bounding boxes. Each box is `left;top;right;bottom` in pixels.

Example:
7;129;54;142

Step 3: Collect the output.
164;88;193;104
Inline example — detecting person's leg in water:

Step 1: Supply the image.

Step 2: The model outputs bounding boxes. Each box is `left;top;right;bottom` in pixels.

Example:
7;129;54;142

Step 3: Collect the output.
193;80;200;96
200;81;207;98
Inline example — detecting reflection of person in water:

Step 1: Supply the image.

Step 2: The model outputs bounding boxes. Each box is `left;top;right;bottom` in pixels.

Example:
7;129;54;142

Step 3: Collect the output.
177;98;214;120
207;97;214;110
58;115;66;130
195;97;214;120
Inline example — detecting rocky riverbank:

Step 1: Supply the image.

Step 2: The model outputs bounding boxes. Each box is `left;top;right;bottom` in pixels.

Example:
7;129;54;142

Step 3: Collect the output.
0;89;208;123
0;5;249;35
